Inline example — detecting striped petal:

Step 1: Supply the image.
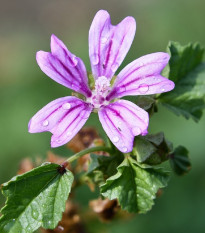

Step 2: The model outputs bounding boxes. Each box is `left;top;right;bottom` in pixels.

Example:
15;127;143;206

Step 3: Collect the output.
36;34;92;97
107;52;175;100
98;100;149;153
89;10;136;80
28;96;93;147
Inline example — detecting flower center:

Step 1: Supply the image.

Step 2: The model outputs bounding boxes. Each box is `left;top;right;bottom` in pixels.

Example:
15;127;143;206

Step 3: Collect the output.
87;76;111;109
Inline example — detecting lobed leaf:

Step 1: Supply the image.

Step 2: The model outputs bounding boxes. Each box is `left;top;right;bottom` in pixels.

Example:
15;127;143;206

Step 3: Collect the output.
100;157;169;213
0;163;74;233
159;41;205;121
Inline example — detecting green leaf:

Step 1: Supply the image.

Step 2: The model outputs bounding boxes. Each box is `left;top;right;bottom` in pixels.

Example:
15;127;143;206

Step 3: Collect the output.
162;41;204;82
87;154;100;173
88;153;124;177
169;146;191;175
133;136;157;163
133;133;173;165
86;153;124;187
0;163;74;233
159;41;205;121
135;95;157;116
100;157;169;213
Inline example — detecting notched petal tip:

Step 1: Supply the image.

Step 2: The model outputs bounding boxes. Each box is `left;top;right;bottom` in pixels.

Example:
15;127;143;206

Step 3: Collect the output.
89;10;136;80
108;51;174;100
35;38;91;97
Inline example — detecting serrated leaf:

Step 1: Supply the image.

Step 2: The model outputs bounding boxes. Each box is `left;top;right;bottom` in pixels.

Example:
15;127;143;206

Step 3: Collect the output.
159;41;205;121
162;41;204;82
169;146;191;175
100;157;169;213
0;163;74;233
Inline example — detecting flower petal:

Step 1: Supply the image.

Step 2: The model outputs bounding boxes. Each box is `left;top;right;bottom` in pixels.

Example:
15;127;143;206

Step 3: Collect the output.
28;96;93;147
89;10;136;80
36;35;92;97
107;52;175;100
98;100;149;153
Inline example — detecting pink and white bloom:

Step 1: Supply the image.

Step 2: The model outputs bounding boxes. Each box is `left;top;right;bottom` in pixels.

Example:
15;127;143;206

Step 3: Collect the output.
28;10;174;153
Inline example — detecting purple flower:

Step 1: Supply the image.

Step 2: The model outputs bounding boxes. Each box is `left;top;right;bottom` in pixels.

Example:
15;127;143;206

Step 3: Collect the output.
28;10;174;153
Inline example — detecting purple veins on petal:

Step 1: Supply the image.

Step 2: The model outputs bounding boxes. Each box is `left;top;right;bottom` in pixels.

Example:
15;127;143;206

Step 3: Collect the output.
107;52;175;100
89;10;136;80
98;100;149;153
29;10;176;152
28;96;93;147
36;35;92;98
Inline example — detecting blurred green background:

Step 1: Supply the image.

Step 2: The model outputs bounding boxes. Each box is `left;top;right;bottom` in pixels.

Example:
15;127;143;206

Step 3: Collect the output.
0;0;205;232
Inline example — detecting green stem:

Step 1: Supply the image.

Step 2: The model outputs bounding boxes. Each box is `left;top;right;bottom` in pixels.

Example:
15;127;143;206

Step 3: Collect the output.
66;146;112;163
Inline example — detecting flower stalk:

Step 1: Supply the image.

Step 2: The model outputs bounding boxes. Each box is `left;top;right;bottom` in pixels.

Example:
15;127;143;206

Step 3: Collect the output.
66;146;112;164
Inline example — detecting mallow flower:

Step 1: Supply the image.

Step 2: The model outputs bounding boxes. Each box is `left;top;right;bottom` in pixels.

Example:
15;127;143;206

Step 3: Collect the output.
28;10;174;153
